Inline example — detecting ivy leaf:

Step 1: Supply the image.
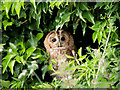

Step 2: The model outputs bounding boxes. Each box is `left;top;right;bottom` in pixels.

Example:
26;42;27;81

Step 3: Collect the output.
21;0;24;9
4;1;12;18
8;60;16;75
65;54;74;59
11;2;16;14
73;22;78;34
2;53;16;74
36;33;44;41
83;11;95;24
79;55;87;61
48;64;55;72
51;59;57;64
80;2;89;11
15;2;21;18
9;42;16;49
89;21;101;31
27;32;37;47
81;22;87;36
3;20;13;30
78;48;82;57
15;56;21;63
30;0;36;14
78;10;86;23
0;79;10;88
26;47;36;60
20;56;24;64
41;65;49;79
98;31;102;45
92;32;98;43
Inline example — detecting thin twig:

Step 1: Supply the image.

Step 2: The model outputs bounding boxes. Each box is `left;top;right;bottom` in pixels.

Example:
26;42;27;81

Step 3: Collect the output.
33;71;43;84
95;18;112;87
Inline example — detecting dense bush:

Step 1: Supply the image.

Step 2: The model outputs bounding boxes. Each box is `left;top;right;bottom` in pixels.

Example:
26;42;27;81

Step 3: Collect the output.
0;1;120;88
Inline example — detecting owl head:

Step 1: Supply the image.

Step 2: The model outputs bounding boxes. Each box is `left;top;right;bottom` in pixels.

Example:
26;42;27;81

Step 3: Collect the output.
44;30;75;54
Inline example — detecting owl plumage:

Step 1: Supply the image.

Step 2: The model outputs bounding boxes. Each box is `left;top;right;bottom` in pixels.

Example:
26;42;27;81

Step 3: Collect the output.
44;30;76;79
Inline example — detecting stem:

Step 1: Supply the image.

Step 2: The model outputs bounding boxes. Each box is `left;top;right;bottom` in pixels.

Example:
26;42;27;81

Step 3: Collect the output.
33;71;43;84
95;18;112;86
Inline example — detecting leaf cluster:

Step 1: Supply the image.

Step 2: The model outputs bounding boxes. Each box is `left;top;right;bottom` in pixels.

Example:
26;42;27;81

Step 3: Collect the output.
1;1;120;89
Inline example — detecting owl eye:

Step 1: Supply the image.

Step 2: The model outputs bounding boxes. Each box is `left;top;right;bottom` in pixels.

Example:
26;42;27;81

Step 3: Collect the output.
61;37;65;41
52;38;56;42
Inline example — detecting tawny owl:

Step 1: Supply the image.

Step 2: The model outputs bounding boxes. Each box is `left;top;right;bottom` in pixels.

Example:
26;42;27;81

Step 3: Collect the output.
44;30;76;79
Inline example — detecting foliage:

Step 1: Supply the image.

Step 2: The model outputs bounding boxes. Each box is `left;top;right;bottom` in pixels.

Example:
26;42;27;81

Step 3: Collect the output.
1;1;120;89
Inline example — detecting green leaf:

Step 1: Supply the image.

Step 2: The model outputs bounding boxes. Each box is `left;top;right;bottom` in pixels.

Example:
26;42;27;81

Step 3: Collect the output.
92;32;98;43
79;55;87;61
48;64;55;72
51;59;57;64
2;54;16;73
0;79;10;88
78;48;82;57
11;2;16;14
36;33;44;41
97;31;102;45
81;22;87;36
73;22;78;34
20;9;26;18
27;32;38;47
61;13;71;24
41;65;49;79
20;56;24;64
21;0;24;9
15;2;21;18
83;11;95;24
31;55;41;59
26;47;36;60
8;60;16;75
15;56;21;63
51;71;62;76
89;21;101;31
77;10;86;23
65;54;74;59
80;2;89;11
9;42;16;49
3;20;13;30
30;0;36;13
4;1;12;18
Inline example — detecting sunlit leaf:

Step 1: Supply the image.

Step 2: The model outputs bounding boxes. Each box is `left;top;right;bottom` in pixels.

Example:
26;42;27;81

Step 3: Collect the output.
51;71;62;76
51;59;57;64
79;55;87;61
77;10;86;23
15;55;21;63
8;60;16;75
0;79;10;88
3;20;13;30
98;31;102;45
4;1;12;18
2;53;16;73
83;11;95;24
15;2;21;18
36;33;44;41
81;22;87;36
26;47;36;60
9;42;16;49
65;54;74;59
21;0;24;9
92;32;98;43
48;64;55;72
11;2;16;14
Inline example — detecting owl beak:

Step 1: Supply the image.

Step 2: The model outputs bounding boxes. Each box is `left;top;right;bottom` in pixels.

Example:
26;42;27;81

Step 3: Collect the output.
58;42;61;47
